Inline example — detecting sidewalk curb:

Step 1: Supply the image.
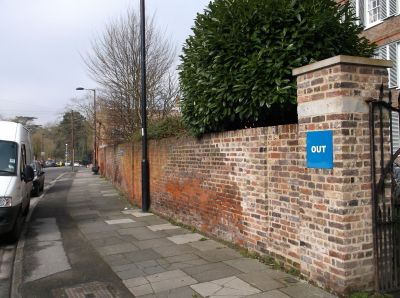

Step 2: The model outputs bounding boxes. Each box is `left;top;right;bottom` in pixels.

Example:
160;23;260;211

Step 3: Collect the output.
10;172;70;298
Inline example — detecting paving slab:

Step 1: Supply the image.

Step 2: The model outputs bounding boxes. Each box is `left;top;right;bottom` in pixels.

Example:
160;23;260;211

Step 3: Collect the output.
191;276;261;297
124;270;198;296
162;258;210;271
147;223;180;231
123;210;154;217
182;261;242;283
105;218;136;225
101;210;128;218
89;236;128;248
194;247;242;262
223;258;270;273
153;244;196;257
116;267;145;280
98;243;138;256
143;266;167;275
118;227;165;240
101;190;119;194
124;248;162;263
116;222;148;230
189;239;226;252
280;283;337;298
24;218;72;282
247;290;291;298
135;238;174;250
103;193;120;197
135;260;160;269
123;276;148;288
69;210;100;217
112;263;139;272
161;228;192;237
147;270;198;293
238;270;286;291
151;275;197;293
78;221;116;233
103;254;132;267
139;285;201;298
141;218;170;225
164;253;200;264
167;233;203;244
127;283;154;296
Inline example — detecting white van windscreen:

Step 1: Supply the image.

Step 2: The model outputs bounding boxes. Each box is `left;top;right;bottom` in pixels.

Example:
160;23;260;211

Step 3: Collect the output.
0;141;18;176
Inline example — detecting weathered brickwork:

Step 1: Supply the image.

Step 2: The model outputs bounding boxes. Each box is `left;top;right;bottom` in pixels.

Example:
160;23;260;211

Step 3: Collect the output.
98;56;392;295
294;56;391;294
99;126;300;265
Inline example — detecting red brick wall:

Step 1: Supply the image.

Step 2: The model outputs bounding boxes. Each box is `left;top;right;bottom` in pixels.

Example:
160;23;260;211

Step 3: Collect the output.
98;125;301;267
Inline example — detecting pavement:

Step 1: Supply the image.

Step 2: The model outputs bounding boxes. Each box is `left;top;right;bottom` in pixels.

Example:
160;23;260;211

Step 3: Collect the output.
14;168;337;298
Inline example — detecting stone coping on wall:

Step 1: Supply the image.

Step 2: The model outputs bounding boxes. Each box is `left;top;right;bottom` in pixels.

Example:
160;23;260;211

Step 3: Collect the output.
292;55;392;76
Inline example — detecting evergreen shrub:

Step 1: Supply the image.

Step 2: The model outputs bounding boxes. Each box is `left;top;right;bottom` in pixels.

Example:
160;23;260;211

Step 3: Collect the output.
179;0;376;136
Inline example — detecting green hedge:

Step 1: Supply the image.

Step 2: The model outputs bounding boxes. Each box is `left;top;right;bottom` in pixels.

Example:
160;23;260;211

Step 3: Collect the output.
179;0;375;136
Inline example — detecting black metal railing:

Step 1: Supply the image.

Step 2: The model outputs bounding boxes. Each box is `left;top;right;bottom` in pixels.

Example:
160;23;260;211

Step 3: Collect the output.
368;84;400;292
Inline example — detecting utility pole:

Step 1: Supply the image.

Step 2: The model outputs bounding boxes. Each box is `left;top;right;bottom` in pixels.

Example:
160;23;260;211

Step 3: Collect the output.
71;110;75;172
65;144;68;165
93;89;97;172
41;133;44;161
140;0;150;212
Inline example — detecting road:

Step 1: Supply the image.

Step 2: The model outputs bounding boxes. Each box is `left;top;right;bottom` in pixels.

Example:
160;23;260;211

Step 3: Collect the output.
0;166;73;298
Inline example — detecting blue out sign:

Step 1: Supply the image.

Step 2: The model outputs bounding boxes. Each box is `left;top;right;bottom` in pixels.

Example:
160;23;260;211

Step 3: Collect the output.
306;130;333;169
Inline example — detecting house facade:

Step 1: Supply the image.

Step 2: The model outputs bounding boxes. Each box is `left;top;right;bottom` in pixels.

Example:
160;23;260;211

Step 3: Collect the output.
344;0;400;149
349;0;399;90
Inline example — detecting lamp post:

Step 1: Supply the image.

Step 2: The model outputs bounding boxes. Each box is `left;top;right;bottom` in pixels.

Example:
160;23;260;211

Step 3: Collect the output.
140;0;150;212
76;87;98;174
71;110;75;172
65;143;68;165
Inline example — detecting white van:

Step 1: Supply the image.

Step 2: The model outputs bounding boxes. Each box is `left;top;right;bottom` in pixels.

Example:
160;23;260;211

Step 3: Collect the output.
0;121;34;241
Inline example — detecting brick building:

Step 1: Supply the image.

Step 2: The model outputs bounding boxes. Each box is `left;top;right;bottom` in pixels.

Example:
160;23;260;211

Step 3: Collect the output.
345;0;400;149
348;0;399;89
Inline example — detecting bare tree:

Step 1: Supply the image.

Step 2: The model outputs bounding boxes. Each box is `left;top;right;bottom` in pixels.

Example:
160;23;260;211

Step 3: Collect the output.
83;9;178;144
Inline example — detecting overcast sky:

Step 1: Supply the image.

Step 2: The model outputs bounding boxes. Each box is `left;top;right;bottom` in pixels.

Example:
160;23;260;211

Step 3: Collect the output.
0;0;210;125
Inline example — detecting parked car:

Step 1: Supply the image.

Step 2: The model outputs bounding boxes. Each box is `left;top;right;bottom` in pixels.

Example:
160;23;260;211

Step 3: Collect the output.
31;161;45;197
44;160;56;167
73;161;80;167
0;121;34;241
56;161;64;167
65;162;71;166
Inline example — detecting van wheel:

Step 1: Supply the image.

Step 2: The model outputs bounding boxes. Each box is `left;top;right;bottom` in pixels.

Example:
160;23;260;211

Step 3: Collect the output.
7;209;23;243
32;182;39;197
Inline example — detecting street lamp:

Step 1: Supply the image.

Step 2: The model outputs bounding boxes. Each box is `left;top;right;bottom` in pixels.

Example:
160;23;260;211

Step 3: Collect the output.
140;0;150;212
65;143;68;165
76;87;99;174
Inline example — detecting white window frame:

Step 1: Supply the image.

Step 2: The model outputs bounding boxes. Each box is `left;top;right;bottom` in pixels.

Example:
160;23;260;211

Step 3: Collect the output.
354;0;400;28
360;0;387;29
366;0;381;26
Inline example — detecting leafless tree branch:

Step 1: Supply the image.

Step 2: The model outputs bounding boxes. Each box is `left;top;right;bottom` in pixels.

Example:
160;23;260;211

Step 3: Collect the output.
82;9;178;144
